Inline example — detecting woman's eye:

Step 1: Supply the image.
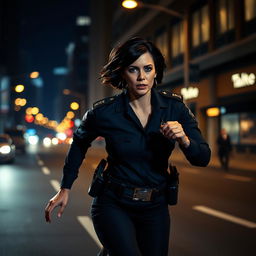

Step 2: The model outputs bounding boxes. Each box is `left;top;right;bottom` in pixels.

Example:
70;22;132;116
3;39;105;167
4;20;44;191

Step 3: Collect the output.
144;66;152;72
128;67;137;73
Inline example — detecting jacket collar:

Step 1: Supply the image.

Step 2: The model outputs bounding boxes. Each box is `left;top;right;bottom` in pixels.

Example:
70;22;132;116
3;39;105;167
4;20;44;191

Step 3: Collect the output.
115;88;167;113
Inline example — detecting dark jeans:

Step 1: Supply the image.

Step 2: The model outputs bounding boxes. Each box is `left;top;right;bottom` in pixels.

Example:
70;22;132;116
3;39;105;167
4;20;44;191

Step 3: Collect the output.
91;188;170;256
218;151;230;170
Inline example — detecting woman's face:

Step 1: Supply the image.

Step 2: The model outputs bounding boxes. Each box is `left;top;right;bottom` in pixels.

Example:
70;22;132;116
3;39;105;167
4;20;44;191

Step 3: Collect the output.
123;52;156;98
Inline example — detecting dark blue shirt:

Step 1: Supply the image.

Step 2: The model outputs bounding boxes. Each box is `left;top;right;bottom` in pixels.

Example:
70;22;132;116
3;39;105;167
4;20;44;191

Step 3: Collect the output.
61;88;211;189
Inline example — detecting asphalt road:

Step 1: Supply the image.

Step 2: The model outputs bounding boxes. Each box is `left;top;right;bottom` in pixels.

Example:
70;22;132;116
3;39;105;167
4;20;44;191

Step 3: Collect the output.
0;143;255;256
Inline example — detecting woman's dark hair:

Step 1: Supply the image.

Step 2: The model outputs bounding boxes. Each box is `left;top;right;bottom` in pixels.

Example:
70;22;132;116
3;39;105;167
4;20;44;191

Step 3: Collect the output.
100;37;166;89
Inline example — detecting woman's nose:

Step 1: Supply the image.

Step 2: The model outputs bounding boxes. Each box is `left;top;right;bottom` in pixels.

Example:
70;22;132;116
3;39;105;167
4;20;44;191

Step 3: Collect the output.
137;70;145;81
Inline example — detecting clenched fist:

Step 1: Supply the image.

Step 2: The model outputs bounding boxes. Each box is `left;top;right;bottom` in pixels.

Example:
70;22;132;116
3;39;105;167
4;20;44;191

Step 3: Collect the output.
160;121;190;148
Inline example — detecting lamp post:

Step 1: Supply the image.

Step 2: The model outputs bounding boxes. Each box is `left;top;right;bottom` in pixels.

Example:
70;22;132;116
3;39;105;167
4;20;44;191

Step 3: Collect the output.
122;0;190;88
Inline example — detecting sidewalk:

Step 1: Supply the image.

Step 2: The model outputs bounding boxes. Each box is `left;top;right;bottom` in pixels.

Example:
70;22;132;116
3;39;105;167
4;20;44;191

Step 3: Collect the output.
170;146;256;172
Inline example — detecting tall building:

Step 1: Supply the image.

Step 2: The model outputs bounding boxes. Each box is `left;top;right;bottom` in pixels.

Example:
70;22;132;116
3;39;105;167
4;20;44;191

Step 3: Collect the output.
0;0;22;131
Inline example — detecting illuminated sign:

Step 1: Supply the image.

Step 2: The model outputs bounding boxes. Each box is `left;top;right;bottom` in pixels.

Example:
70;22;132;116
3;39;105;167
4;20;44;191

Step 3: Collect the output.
231;73;255;88
181;87;199;100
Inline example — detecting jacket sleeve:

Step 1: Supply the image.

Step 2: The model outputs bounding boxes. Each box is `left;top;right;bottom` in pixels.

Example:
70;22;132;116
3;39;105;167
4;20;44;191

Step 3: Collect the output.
177;102;211;167
61;109;99;189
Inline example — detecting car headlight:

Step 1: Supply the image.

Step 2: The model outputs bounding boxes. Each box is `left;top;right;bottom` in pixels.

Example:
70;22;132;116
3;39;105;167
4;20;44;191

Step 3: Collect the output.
0;145;11;154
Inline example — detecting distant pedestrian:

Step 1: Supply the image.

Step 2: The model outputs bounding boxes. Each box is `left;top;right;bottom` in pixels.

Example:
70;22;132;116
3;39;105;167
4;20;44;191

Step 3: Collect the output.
217;128;232;170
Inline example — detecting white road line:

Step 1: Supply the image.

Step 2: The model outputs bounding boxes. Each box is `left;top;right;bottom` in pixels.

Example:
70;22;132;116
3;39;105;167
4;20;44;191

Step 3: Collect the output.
38;160;44;166
50;180;60;192
41;167;50;175
77;216;102;248
193;205;256;229
225;174;252;182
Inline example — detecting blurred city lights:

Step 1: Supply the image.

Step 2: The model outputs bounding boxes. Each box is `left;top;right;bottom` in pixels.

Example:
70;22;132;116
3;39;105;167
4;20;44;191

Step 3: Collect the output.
122;0;138;9
28;135;39;145
63;89;71;95
66;111;75;119
43;137;52;147
76;16;91;26
35;113;44;121
25;114;34;123
51;138;59;145
26;107;32;115
15;84;25;93
0;145;11;154
30;71;39;79
70;102;79;110
14;106;21;111
75;119;81;127
220;107;226;114
14;98;27;106
56;132;67;141
206;107;220;117
31;107;39;115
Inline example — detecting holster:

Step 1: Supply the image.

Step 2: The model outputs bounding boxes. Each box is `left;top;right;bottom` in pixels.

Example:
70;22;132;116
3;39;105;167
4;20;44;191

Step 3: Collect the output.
166;164;179;205
88;159;107;197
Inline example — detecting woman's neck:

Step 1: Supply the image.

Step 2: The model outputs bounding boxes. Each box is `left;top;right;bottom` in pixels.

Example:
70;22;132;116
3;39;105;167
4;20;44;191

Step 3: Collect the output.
129;90;152;111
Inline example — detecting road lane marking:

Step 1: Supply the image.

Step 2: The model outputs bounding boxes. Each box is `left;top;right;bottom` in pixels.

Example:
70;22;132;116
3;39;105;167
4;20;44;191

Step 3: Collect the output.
50;180;60;192
193;205;256;228
38;160;44;166
41;167;50;175
77;216;102;248
225;174;252;182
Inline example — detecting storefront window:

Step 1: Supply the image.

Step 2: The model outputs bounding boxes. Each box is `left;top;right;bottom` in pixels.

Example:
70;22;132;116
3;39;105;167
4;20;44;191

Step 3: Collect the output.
171;21;184;57
245;0;256;21
221;113;239;144
216;0;235;34
192;5;209;48
240;113;256;144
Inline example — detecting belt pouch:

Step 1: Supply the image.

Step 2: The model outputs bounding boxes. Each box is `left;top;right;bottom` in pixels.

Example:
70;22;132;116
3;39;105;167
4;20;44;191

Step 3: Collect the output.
166;165;179;205
88;159;107;197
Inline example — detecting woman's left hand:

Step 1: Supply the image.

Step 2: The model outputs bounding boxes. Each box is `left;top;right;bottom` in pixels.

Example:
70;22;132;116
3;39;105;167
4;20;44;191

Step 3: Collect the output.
160;121;190;148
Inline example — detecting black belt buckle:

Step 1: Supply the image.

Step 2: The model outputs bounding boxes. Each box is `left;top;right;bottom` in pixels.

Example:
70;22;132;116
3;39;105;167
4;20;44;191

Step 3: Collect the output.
133;188;153;201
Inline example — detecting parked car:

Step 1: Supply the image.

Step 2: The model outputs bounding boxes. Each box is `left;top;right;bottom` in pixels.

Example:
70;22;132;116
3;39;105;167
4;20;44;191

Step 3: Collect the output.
0;134;16;163
4;128;26;153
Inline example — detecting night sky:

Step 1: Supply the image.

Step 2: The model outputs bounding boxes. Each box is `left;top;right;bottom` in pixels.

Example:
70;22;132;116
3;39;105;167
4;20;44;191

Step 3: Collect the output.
18;0;89;118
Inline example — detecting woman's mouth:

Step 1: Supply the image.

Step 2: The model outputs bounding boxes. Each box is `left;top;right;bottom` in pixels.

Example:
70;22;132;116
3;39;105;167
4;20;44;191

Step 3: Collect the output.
136;84;147;90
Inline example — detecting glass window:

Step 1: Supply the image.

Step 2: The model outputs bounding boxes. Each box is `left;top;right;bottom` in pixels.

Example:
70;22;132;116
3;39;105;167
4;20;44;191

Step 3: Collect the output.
171;22;184;57
192;11;200;47
192;5;209;48
245;0;256;21
216;0;235;34
201;5;210;42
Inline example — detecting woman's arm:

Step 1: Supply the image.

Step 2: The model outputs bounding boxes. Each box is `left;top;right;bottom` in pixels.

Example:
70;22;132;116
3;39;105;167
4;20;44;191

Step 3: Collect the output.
161;102;211;167
45;109;99;222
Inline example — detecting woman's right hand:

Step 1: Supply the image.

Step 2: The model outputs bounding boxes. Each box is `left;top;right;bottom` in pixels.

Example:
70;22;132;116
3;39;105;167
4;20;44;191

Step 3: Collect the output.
45;188;70;223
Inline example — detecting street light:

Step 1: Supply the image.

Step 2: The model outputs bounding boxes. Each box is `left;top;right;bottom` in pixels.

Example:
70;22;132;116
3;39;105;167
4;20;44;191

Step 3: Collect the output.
121;0;190;88
122;0;183;18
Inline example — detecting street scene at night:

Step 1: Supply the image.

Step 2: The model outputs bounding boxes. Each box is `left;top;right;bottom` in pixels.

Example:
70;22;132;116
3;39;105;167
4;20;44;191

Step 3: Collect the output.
1;0;256;255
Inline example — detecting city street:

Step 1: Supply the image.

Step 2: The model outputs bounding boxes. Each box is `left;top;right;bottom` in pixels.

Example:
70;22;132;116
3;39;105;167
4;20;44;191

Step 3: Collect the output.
0;144;256;256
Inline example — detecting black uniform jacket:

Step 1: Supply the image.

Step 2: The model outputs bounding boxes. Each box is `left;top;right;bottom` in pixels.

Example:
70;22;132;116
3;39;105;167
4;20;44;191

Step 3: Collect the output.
61;88;211;189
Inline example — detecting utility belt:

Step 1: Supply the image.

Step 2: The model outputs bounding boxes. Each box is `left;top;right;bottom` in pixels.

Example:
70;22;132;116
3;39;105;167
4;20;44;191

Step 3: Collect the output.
88;159;179;205
105;175;166;202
